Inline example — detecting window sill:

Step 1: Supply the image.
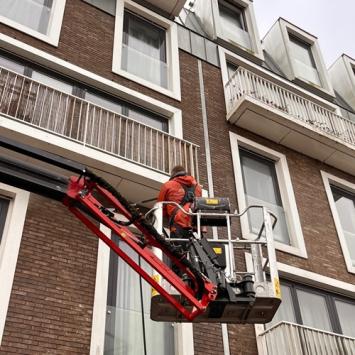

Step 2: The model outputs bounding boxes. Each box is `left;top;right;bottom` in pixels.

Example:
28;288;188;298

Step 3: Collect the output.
112;67;181;101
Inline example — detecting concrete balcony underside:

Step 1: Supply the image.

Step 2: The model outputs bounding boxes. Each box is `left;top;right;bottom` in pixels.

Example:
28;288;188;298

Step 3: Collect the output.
144;0;186;17
226;68;355;176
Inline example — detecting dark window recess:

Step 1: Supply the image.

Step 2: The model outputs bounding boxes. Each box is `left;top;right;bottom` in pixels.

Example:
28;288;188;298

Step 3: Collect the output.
122;10;168;88
227;62;239;79
219;0;247;31
0;197;10;244
0;50;169;132
267;280;355;338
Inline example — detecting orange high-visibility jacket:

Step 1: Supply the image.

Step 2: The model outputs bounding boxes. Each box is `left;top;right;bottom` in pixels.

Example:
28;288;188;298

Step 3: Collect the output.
157;175;202;229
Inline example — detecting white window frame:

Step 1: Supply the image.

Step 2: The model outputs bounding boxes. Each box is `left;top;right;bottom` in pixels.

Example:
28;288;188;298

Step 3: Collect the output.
0;183;30;345
279;19;334;95
0;0;66;46
214;0;263;61
113;0;181;101
89;225;194;355
321;171;355;274
230;132;307;258
245;253;355;355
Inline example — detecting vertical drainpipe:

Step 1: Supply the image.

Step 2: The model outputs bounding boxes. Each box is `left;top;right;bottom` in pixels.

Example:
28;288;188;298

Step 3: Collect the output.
197;59;230;355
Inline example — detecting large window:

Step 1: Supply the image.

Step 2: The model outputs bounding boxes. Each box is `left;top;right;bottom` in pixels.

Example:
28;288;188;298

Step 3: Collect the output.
322;171;355;274
0;197;10;245
0;184;29;344
289;34;321;86
218;1;251;49
113;0;181;99
331;186;355;266
268;280;355;338
0;0;66;45
230;133;306;257
0;51;169;132
104;235;174;355
122;11;167;88
239;149;290;245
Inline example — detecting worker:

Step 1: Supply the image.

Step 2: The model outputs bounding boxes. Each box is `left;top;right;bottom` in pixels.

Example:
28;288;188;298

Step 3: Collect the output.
157;165;202;238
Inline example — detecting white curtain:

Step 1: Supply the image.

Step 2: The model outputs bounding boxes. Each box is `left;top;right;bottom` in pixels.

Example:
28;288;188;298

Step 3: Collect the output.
332;188;355;265
122;13;167;88
241;152;291;244
105;240;174;355
0;0;53;34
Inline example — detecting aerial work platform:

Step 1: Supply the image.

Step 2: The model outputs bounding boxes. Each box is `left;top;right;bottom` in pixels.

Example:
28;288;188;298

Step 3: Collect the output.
0;136;281;323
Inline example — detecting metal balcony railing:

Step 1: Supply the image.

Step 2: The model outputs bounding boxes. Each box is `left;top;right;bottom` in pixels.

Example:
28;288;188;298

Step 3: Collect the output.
259;321;355;355
225;67;355;147
0;67;199;179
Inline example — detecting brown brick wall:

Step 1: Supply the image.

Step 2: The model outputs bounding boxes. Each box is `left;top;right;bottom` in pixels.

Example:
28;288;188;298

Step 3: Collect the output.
1;1;355;354
0;194;98;354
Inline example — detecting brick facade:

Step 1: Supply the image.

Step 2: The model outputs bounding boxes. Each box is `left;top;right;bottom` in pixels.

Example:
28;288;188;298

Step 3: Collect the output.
0;1;354;354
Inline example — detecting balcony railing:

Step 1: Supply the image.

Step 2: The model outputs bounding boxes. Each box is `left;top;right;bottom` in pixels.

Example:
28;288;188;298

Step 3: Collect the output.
259;321;355;355
0;67;199;179
225;67;355;147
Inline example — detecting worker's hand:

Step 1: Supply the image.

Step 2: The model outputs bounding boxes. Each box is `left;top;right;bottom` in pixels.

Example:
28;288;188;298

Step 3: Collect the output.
201;226;208;234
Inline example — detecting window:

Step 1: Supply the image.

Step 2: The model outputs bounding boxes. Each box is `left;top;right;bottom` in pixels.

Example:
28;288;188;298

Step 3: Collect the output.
218;1;251;49
85;91;168;132
105;235;174;355
267;280;355;338
122;11;167;88
322;171;355;274
230;133;306;257
226;62;238;79
0;51;169;132
0;197;10;244
240;149;290;245
331;186;355;266
0;0;66;46
289;34;321;86
0;184;29;344
113;0;181;100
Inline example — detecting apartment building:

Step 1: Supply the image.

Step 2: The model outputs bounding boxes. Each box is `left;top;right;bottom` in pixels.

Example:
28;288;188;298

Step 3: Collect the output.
0;0;354;354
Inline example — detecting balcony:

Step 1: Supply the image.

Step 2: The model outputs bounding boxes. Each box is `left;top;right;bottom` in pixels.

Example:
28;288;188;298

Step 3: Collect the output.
0;66;199;186
144;0;186;17
259;321;355;355
225;67;355;175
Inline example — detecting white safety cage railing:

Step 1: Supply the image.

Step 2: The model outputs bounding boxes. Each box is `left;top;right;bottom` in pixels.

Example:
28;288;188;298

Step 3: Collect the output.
0;66;199;178
225;67;355;146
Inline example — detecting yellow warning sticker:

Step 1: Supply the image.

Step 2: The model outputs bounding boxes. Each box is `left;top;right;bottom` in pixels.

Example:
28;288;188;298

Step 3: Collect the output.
274;278;281;299
151;274;161;297
206;198;219;205
213;247;222;254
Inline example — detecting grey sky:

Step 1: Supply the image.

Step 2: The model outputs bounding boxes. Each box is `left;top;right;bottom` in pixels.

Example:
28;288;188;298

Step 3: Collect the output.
253;0;355;67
